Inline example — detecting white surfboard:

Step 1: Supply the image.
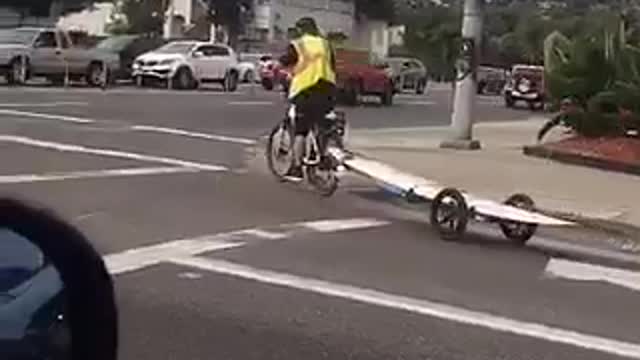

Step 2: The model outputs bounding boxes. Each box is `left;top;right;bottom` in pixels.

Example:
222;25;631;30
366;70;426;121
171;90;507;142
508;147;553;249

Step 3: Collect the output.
342;154;573;226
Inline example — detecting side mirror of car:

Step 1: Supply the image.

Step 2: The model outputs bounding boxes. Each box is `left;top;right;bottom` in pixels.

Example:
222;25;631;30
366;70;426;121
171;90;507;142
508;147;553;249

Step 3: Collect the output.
0;198;118;360
192;51;204;58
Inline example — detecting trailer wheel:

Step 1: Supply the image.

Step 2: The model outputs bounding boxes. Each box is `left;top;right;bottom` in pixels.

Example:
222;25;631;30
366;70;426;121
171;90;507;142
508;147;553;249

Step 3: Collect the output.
500;193;538;244
430;188;469;241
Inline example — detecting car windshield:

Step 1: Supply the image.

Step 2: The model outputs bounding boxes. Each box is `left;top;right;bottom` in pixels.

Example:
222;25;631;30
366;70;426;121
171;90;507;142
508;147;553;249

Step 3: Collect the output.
0;28;39;45
154;42;196;54
94;35;137;52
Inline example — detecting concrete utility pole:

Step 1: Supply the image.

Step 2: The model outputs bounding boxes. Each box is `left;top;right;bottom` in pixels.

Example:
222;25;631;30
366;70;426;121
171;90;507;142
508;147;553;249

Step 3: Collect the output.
440;0;484;150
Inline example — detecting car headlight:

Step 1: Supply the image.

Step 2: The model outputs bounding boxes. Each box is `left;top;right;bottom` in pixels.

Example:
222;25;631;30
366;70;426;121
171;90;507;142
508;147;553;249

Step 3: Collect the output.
159;59;176;66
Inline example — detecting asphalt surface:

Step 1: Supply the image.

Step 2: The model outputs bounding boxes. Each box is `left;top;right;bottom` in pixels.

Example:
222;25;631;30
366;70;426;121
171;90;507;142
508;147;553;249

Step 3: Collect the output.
0;83;638;360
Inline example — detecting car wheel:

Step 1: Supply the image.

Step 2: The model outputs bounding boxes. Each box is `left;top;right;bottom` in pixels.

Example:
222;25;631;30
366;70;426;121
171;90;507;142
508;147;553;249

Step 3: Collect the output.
344;81;361;106
380;84;394;106
224;71;239;92
86;62;108;87
505;94;515;108
172;67;196;90
7;56;29;85
243;70;255;83
416;79;426;95
477;81;486;95
261;78;274;90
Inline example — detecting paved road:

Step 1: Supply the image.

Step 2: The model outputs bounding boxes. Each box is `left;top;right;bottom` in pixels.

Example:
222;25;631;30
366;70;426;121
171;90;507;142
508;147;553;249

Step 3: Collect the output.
0;84;638;360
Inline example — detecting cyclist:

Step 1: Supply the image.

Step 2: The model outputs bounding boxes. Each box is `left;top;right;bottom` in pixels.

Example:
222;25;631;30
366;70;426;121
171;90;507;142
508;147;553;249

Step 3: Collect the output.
279;17;337;180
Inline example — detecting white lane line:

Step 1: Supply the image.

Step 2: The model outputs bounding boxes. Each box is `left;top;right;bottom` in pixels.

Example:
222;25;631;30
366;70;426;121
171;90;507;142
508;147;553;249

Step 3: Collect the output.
0;109;94;123
0;135;227;172
302;218;390;232
545;258;640;292
397;100;437;106
131;125;256;145
0;101;88;107
228;101;274;106
238;229;289;240
103;217;390;275
170;255;640;360
0;167;200;184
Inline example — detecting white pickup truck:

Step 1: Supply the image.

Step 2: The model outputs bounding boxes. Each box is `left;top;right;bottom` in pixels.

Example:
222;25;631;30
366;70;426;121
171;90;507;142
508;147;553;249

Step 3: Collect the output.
0;27;120;86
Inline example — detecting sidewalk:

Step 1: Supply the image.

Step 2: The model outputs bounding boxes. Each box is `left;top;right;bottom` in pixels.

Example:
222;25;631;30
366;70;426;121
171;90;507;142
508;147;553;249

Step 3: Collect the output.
348;118;640;257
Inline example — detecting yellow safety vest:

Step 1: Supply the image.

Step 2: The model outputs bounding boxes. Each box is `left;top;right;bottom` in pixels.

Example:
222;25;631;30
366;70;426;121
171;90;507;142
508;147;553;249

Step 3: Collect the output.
289;34;336;99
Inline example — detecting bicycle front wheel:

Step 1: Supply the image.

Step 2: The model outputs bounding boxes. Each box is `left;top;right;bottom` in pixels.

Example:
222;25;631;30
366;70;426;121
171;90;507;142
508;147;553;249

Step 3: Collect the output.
266;120;295;180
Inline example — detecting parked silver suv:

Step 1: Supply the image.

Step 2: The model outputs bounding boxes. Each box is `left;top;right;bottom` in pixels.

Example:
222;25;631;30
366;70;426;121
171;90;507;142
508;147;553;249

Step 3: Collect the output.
0;27;120;86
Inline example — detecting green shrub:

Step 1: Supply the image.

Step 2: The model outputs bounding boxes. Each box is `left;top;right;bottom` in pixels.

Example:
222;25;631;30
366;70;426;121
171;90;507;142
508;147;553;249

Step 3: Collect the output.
544;19;640;137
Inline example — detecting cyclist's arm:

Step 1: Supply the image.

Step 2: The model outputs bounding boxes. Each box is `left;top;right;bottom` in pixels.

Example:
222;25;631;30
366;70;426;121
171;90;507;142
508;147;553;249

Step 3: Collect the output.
279;44;298;68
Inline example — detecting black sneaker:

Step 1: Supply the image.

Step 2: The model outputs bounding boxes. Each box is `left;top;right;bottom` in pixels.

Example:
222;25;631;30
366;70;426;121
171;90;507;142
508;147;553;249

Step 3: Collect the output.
284;166;304;182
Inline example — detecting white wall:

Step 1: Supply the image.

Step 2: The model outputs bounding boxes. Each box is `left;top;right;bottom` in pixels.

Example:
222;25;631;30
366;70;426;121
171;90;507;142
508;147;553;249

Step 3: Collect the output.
351;19;389;59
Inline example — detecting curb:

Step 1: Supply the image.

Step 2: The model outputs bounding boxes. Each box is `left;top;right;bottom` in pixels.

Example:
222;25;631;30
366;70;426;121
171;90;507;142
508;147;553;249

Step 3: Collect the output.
523;144;640;177
530;236;640;270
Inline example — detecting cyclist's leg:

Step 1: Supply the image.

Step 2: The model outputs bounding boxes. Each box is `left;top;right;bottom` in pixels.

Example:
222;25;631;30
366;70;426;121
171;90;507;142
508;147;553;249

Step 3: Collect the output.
289;92;312;178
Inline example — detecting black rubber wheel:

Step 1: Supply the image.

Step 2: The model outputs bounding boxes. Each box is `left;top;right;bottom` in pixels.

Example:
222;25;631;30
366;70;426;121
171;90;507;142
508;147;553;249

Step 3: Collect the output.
344;81;361;106
505;94;515;108
306;165;339;197
380;84;394;106
243;70;255;83
171;67;196;90
266;120;295;181
224;71;239;92
430;188;469;241
262;78;274;91
86;62;107;87
416;79;426;95
7;57;28;85
499;193;538;244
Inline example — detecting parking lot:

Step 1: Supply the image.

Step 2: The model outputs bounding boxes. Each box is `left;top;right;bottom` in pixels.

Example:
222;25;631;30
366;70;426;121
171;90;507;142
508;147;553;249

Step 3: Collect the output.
1;82;639;360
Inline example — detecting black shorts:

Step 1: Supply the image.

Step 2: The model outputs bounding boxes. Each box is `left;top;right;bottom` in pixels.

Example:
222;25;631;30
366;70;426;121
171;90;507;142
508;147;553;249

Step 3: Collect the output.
291;81;337;136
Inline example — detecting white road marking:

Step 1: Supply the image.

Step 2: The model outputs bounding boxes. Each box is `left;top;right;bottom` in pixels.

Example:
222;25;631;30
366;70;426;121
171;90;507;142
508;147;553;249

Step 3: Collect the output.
545;258;640;292
0;101;88;107
105;238;245;275
302;218;390;232
0;135;227;172
228;100;274;106
131;125;256;145
0;109;94;123
104;217;390;275
170;255;640;360
238;229;289;240
397;100;437;106
0;167;201;184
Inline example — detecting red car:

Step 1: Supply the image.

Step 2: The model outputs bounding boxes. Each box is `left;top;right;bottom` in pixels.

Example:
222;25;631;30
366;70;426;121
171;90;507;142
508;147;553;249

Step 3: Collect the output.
335;48;395;106
259;58;290;92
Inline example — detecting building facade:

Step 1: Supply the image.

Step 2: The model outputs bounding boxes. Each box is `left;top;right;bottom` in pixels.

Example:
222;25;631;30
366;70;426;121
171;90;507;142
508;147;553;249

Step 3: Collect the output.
247;0;355;42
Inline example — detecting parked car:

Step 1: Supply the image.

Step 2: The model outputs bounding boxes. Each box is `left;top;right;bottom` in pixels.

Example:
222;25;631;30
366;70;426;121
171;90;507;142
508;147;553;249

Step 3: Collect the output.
0;27;120;86
384;57;428;94
335;48;395;106
93;34;167;80
132;41;240;91
259;56;289;91
477;66;507;95
504;64;546;110
238;53;272;83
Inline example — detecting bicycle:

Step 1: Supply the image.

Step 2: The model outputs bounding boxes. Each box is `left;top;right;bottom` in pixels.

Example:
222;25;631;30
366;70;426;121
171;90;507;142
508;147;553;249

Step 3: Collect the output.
266;104;347;196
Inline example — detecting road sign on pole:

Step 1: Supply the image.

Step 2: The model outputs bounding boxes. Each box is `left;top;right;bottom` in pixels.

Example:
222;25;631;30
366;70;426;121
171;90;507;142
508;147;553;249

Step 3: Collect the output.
440;0;484;150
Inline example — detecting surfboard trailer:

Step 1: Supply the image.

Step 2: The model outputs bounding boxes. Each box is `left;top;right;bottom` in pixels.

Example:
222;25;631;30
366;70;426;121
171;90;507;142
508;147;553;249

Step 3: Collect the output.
328;148;573;243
